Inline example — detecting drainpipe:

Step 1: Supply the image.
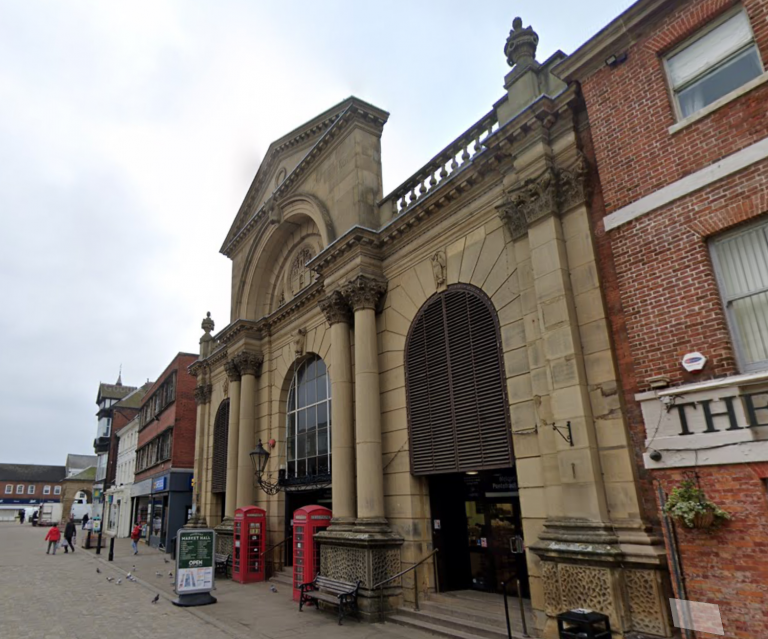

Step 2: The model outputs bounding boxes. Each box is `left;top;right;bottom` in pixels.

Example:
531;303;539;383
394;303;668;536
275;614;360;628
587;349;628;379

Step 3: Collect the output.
657;483;694;639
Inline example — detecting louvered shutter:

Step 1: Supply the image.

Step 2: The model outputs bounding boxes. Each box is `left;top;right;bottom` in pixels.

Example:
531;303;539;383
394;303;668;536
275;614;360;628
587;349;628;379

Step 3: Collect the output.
211;399;230;493
405;285;513;475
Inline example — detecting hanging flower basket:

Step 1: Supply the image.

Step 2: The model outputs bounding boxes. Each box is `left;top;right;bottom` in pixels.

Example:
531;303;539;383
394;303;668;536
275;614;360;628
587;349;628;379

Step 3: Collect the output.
663;479;730;529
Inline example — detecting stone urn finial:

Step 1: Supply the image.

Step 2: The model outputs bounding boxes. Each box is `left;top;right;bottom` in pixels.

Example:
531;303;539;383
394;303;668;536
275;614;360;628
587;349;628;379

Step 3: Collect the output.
505;17;539;69
201;311;214;334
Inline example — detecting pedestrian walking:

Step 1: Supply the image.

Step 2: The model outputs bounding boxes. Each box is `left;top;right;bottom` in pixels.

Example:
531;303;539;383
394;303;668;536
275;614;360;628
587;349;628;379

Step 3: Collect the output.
45;523;61;555
30;509;39;526
130;522;142;555
81;513;89;530
18;509;25;524
62;517;76;553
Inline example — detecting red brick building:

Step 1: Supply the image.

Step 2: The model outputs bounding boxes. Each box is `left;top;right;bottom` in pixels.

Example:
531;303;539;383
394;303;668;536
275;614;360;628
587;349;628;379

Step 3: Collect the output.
0;464;65;520
557;0;768;637
132;352;198;551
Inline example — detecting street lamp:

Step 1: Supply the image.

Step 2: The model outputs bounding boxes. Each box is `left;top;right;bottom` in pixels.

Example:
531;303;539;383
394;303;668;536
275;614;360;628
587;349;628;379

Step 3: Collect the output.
250;439;280;496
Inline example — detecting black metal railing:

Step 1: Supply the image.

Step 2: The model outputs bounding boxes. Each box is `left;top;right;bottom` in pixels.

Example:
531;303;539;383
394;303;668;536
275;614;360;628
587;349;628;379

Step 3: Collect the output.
260;535;292;578
373;548;438;618
501;579;529;638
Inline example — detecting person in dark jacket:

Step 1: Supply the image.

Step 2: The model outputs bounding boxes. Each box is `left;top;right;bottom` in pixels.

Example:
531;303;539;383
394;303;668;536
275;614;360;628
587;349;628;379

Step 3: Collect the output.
63;517;76;553
81;513;89;530
18;509;25;524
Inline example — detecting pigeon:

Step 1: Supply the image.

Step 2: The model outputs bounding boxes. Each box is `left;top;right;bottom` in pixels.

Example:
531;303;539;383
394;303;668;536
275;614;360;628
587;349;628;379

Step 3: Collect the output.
116;579;122;585
163;557;169;564
126;573;132;579
169;571;173;577
96;567;101;574
106;577;114;582
270;585;278;593
151;594;160;604
155;571;162;578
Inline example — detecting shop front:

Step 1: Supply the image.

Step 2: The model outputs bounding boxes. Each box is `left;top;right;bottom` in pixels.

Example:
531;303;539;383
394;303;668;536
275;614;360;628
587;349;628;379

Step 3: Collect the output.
132;471;193;553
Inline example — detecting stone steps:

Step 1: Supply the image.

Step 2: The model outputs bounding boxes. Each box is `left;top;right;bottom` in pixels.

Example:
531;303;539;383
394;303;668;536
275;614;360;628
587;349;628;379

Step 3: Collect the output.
387;590;534;639
269;568;294;589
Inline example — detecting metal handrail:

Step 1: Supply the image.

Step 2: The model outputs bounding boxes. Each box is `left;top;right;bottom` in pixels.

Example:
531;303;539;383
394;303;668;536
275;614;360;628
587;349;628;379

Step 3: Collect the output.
373;548;438;614
260;535;292;576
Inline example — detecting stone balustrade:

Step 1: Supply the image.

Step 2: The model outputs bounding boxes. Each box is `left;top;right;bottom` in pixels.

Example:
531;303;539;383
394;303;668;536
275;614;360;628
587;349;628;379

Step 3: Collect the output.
382;111;498;216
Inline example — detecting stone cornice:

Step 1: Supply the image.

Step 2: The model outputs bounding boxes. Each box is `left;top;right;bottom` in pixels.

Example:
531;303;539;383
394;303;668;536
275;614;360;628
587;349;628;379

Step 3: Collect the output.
221;100;389;258
552;0;674;82
215;319;262;347
308;227;381;277
264;279;325;332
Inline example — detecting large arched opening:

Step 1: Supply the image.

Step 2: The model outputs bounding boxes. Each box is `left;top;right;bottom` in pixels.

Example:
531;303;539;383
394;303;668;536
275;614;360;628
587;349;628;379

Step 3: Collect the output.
405;284;529;596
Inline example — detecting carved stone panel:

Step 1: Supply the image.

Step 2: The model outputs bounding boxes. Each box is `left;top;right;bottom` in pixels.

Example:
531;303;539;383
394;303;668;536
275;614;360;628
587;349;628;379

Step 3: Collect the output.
625;569;669;636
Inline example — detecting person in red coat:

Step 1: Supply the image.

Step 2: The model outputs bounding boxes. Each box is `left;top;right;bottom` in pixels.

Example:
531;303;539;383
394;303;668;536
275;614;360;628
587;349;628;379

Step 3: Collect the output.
45;524;61;555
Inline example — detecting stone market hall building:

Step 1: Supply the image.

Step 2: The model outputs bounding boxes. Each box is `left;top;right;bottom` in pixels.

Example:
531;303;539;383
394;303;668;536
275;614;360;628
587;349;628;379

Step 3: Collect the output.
188;16;674;638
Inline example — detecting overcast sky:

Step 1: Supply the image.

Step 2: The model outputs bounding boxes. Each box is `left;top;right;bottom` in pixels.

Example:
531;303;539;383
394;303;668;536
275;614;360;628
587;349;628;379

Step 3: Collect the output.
0;1;634;466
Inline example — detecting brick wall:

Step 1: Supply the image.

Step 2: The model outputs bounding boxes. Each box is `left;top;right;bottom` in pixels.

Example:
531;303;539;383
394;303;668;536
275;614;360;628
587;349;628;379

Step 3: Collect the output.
581;0;768;215
135;353;197;483
578;2;768;638
655;465;768;639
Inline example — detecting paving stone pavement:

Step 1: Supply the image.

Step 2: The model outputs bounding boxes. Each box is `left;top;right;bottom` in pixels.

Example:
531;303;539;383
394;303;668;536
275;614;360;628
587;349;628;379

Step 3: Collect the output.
0;523;435;639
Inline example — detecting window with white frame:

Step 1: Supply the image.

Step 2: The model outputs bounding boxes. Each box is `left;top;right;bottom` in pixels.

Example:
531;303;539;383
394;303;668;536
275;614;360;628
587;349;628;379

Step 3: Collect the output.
711;217;768;371
665;9;764;119
27;485;35;495
4;485;12;494
43;485;51;495
54;486;61;495
16;485;24;494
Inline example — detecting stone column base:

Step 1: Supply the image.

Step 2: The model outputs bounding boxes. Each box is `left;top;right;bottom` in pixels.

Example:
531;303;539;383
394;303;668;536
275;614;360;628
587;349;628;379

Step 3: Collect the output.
184;509;209;529
530;519;673;638
316;527;404;621
214;517;234;558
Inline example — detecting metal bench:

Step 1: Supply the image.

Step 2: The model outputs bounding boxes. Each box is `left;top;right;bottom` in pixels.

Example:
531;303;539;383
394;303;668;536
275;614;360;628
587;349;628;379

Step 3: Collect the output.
299;575;361;625
214;553;231;577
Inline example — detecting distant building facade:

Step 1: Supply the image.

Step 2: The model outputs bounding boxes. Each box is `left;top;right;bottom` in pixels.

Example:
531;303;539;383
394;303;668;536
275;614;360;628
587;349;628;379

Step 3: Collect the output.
93;375;137;530
105;384;150;538
0;464;65;520
132;353;197;551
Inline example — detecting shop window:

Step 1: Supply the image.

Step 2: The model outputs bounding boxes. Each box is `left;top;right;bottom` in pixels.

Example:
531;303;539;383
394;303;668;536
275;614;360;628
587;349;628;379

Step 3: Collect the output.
286;356;331;481
711;217;768;371
665;9;763;119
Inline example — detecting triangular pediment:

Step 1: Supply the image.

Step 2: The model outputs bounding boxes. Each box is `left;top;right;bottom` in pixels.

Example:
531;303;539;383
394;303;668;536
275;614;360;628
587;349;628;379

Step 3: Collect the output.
221;96;389;256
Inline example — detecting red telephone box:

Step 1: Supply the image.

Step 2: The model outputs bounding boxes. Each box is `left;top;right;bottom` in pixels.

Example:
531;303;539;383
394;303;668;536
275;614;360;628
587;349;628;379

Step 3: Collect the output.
233;506;266;584
292;505;332;601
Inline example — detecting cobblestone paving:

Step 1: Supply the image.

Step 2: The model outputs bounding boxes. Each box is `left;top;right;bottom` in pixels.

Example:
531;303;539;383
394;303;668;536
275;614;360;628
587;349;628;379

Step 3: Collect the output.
0;523;234;639
0;523;434;639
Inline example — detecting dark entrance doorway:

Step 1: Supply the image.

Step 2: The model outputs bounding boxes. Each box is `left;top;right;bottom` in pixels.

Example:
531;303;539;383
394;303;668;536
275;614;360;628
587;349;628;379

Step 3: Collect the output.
429;469;528;596
283;487;331;567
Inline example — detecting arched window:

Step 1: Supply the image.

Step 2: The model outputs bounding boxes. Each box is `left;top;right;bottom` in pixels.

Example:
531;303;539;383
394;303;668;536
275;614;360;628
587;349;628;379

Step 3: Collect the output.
211;400;230;493
286;356;331;479
405;284;513;475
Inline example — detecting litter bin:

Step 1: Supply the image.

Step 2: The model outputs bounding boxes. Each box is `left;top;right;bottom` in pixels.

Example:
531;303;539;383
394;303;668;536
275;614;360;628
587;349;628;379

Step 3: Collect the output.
557;609;611;638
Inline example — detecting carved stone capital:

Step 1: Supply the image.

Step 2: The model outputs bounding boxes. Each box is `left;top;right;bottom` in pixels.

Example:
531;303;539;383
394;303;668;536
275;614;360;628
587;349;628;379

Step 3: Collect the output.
223;359;241;382
233;351;263;377
341;275;387;312
194;383;212;406
497;156;589;240
318;290;353;325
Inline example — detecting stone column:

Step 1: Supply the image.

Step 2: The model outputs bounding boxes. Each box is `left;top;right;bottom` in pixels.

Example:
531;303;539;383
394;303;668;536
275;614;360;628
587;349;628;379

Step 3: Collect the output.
235;351;263;508
341;275;388;529
319;290;356;528
188;381;212;527
223;360;241;518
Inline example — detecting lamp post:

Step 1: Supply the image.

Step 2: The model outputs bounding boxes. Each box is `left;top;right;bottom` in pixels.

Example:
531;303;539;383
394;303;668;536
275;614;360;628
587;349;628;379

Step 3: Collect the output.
249;440;280;496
